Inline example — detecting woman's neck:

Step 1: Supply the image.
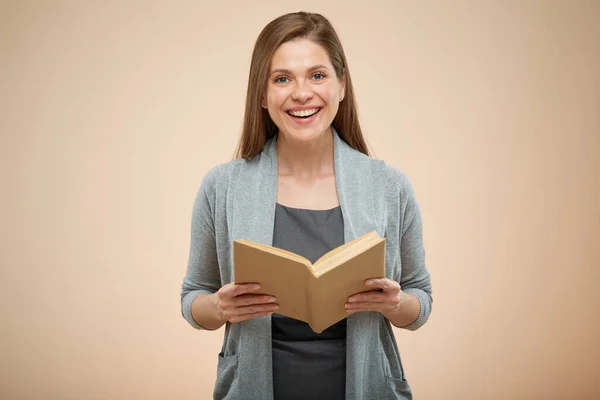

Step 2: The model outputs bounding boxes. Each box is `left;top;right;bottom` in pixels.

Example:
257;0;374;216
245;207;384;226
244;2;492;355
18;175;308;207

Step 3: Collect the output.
276;128;335;179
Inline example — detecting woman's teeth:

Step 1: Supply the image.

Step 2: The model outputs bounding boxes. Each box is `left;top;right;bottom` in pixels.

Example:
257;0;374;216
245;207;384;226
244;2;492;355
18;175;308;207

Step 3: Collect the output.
287;108;320;118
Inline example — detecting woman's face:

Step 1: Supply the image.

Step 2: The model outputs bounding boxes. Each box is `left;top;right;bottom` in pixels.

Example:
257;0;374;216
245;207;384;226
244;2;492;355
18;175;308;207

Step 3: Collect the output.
264;39;345;143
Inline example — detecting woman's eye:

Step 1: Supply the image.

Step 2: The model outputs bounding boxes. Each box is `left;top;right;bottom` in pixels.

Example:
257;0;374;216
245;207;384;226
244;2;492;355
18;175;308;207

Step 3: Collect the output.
275;76;290;83
312;73;326;80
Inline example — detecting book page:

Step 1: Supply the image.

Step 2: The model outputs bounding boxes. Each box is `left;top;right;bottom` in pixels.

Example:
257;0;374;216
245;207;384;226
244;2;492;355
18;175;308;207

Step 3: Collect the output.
312;231;382;277
312;230;378;266
235;239;312;267
308;240;386;333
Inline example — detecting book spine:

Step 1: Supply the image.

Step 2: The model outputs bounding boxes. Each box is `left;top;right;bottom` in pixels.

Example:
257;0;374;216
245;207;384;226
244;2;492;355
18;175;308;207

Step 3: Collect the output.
307;267;319;330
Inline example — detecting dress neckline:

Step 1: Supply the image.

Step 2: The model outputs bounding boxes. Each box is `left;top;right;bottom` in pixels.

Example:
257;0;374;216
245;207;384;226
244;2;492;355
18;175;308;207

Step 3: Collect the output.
276;202;341;212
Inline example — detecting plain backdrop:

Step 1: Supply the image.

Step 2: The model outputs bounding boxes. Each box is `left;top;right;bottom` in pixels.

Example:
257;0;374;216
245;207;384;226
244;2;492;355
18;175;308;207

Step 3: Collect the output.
1;1;599;399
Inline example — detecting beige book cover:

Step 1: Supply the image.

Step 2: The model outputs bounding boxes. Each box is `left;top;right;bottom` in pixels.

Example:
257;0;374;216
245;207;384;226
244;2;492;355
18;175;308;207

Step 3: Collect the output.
233;230;386;333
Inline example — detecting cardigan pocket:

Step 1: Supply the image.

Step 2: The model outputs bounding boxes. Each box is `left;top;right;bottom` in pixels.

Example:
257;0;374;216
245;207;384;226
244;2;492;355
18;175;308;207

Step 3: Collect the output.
379;345;412;398
384;376;412;399
379;316;407;383
380;346;408;383
379;337;413;399
213;352;239;400
377;315;414;398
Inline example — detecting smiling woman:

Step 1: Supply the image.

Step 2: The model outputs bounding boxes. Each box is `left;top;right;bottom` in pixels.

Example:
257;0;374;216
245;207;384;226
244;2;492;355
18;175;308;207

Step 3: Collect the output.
180;11;432;400
234;12;368;159
264;40;345;142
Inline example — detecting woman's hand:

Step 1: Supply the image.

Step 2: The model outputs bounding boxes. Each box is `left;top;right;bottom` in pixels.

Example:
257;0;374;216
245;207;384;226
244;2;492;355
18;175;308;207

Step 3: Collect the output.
345;278;409;319
215;283;279;323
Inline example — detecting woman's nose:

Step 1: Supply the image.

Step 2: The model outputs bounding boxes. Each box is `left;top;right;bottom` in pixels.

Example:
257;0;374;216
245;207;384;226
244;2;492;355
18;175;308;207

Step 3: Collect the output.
291;80;314;102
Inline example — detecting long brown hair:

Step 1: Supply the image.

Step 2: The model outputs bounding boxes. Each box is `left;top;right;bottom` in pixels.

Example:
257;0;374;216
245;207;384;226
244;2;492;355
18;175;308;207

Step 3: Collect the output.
234;12;370;159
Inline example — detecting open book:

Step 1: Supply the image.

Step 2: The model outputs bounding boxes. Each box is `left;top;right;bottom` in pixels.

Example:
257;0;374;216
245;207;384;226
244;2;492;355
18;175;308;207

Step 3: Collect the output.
233;230;386;333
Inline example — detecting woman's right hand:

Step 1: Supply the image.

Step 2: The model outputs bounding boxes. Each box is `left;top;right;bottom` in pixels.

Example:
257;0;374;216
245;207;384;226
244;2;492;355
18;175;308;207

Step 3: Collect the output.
215;283;279;323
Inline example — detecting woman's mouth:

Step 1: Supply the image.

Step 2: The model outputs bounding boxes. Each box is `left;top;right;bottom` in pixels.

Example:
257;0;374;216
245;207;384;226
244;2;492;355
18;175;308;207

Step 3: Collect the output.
286;107;322;119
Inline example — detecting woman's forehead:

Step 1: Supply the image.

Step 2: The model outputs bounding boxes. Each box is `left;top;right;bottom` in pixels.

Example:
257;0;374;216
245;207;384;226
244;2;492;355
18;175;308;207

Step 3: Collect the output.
269;39;333;73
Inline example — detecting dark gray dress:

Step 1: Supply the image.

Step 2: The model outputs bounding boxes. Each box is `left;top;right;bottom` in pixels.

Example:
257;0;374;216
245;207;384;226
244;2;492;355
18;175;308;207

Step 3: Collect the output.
271;203;347;400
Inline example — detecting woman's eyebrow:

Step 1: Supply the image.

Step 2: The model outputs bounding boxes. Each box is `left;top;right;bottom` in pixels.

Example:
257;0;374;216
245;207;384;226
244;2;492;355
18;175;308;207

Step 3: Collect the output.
269;64;330;75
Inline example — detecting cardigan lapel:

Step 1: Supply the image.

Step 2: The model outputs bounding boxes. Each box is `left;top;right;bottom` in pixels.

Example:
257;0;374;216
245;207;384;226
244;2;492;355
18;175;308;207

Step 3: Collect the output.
231;136;278;247
331;127;379;241
331;127;381;400
231;135;278;398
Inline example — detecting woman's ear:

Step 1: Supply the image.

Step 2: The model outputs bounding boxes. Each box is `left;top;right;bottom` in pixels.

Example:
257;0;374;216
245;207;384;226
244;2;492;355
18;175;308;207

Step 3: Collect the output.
339;70;346;101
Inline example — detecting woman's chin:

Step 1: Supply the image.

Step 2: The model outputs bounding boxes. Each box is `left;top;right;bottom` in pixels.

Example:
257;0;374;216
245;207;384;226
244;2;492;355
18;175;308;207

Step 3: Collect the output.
281;123;331;143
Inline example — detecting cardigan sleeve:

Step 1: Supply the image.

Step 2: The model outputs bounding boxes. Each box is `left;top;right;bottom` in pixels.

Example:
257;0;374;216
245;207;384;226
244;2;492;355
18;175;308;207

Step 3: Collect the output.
180;167;223;330
395;174;433;331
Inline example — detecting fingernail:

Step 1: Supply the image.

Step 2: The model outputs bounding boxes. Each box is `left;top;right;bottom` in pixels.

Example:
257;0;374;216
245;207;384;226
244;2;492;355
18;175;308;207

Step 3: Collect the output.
367;280;373;285
348;297;356;302
253;284;260;289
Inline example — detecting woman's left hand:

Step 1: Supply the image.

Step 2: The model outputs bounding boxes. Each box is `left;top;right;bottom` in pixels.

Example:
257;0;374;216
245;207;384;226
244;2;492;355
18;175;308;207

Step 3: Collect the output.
345;278;409;318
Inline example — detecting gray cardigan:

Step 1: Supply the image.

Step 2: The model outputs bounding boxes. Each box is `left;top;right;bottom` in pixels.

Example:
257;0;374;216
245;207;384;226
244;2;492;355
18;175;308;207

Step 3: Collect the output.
181;128;433;399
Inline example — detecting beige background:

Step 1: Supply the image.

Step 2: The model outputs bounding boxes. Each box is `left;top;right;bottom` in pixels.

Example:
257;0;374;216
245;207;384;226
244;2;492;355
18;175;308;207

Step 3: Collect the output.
1;0;599;399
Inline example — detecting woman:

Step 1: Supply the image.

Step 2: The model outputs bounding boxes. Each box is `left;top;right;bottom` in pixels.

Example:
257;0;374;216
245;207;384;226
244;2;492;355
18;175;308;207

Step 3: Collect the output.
181;11;432;400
